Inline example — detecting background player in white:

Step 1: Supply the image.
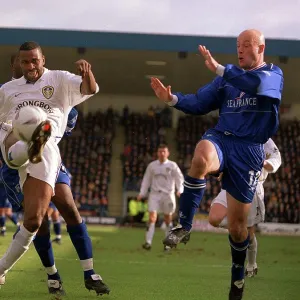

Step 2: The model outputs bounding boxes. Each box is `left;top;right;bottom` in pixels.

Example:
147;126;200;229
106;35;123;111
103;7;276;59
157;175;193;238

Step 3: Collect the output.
209;138;281;277
0;41;109;294
137;144;184;250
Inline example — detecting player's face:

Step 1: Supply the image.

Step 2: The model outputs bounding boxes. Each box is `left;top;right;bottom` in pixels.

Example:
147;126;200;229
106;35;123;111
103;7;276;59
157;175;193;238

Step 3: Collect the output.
237;34;262;70
19;48;45;82
157;147;169;161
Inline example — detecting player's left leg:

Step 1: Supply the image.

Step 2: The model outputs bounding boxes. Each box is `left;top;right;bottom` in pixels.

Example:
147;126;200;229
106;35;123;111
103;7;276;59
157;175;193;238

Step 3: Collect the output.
227;192;251;300
33;214;66;296
52;183;110;296
162;195;176;251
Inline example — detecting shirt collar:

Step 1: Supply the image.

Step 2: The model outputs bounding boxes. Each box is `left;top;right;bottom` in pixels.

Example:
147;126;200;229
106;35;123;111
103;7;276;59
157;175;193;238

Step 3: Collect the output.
248;62;267;71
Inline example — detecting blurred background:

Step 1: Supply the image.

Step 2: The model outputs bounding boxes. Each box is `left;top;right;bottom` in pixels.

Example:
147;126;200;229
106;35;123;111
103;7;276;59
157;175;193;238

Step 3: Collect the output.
0;0;299;232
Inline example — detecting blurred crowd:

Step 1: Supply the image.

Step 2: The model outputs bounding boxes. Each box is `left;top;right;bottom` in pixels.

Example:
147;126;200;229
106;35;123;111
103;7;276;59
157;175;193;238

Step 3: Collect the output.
121;105;171;191
59;109;116;216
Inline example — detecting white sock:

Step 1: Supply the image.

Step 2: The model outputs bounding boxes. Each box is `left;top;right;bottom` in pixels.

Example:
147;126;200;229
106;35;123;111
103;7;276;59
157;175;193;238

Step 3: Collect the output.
0;225;36;275
247;235;257;269
146;223;155;245
7;141;28;167
46;265;58;276
81;258;93;271
164;223;172;237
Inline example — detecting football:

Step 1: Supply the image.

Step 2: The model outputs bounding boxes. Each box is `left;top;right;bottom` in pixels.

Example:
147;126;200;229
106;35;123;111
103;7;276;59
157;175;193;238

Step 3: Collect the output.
12;106;48;142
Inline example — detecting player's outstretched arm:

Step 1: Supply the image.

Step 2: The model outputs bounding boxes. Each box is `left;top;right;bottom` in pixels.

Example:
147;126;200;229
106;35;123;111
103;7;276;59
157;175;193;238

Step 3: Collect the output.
199;45;283;99
75;60;97;95
150;77;220;115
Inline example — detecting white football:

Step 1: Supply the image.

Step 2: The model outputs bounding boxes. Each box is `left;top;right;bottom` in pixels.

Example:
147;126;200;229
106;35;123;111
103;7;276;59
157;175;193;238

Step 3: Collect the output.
12;106;48;142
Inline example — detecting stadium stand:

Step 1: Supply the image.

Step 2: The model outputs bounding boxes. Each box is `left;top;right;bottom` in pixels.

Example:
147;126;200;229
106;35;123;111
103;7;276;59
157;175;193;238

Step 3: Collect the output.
59;109;115;216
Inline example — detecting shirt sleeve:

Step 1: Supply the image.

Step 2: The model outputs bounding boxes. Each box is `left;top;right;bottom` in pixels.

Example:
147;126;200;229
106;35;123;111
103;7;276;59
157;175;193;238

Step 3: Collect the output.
60;71;99;106
173;163;184;193
140;164;152;197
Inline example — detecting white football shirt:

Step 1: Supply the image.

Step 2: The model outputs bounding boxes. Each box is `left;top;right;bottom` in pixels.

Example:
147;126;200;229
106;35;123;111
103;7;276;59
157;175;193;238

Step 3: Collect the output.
0;68;98;143
140;159;184;197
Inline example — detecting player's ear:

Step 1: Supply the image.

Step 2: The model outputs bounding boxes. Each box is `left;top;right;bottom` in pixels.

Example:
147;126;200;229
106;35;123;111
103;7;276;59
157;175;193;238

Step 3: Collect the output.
258;44;265;54
42;55;46;66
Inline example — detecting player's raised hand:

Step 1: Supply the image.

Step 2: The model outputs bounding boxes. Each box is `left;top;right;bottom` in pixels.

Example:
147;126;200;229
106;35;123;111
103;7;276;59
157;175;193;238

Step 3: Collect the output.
150;77;173;102
198;45;219;73
75;59;91;78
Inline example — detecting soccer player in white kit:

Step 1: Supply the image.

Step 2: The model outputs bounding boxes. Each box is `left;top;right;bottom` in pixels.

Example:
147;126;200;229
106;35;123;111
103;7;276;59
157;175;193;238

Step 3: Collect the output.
137;144;184;250
0;41;109;294
209;138;281;277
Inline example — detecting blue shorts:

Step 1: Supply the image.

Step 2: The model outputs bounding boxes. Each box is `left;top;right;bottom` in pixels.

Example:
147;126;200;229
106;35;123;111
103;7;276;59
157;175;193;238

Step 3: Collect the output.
56;163;71;187
0;163;71;211
202;129;264;203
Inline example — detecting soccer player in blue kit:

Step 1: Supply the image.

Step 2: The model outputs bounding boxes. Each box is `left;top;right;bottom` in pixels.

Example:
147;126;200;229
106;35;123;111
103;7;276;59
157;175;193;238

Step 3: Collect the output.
0;51;110;296
150;29;283;300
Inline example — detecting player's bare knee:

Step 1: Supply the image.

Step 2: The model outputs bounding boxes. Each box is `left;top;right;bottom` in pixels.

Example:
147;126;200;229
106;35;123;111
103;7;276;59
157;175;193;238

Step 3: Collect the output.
149;212;157;224
228;223;245;241
164;215;172;225
208;214;221;227
23;215;44;233
190;155;209;177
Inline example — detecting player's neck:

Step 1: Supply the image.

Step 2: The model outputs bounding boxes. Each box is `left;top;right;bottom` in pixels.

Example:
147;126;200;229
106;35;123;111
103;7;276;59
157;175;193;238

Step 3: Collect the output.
247;59;265;71
159;159;168;164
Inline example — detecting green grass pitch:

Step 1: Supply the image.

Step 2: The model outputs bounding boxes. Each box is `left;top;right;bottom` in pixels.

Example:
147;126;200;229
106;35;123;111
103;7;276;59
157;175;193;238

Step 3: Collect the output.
0;225;299;300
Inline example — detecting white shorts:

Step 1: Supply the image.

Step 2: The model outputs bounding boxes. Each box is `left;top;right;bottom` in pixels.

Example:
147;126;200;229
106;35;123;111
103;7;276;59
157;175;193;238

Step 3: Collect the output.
148;191;176;215
211;184;265;227
0;123;61;194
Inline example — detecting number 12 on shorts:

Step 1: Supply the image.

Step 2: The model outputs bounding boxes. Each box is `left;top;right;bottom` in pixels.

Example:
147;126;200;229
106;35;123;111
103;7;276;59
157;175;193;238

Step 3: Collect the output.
248;170;261;191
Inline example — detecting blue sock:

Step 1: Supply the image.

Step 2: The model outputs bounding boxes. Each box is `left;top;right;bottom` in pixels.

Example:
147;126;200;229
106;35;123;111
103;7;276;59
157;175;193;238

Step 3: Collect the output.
0;215;6;228
8;213;19;225
179;176;206;231
53;221;61;237
67;222;95;279
33;233;61;281
229;234;250;282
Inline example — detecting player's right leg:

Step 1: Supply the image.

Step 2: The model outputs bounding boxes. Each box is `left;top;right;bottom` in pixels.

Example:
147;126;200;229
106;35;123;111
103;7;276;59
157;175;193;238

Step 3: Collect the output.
0;176;52;283
164;131;222;247
0;135;60;285
143;193;159;250
227;192;251;300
